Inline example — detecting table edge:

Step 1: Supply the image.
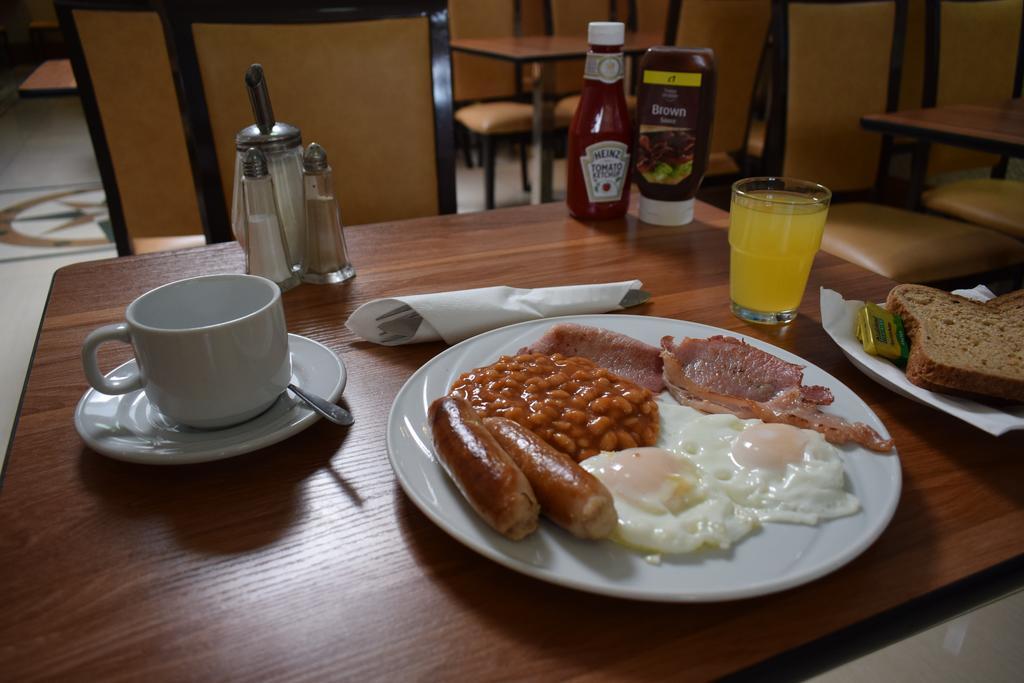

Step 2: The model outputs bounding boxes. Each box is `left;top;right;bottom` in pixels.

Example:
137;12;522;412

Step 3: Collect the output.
725;552;1024;681
0;270;56;492
860;115;1024;157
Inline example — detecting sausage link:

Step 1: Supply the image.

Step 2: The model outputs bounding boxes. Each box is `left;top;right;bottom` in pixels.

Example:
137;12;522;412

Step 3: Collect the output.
429;396;539;540
483;417;617;540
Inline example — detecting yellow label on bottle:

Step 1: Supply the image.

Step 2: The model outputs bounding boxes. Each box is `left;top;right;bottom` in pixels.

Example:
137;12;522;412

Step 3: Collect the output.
642;70;702;87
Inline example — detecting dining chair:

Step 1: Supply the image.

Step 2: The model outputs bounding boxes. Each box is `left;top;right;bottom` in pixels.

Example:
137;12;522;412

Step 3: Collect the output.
765;0;1024;283
667;0;774;180
915;0;1024;237
155;0;457;241
56;0;206;256
551;0;639;128
450;0;533;209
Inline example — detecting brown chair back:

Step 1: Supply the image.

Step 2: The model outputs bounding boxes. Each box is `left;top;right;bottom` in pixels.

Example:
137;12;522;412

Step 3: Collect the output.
633;0;673;36
157;0;456;241
900;0;927;110
548;0;616;96
924;0;1024;176
449;0;519;103
57;0;204;255
671;0;772;160
768;0;907;194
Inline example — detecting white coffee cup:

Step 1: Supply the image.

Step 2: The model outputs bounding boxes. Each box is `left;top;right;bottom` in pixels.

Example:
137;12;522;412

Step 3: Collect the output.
82;274;291;429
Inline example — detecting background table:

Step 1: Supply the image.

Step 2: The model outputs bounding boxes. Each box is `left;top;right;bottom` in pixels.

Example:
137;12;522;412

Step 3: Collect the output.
861;99;1024;158
450;33;658;204
2;200;1023;680
862;99;1024;208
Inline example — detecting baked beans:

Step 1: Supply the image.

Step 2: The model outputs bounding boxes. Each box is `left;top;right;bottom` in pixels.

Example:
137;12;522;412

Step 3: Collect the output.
449;353;659;460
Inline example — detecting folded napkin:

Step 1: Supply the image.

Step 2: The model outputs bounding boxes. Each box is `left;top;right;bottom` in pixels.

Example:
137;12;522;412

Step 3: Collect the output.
819;287;1024;436
347;280;647;346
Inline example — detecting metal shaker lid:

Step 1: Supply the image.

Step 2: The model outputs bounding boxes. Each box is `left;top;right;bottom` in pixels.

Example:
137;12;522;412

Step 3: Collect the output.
241;147;269;179
303;142;330;173
235;64;302;153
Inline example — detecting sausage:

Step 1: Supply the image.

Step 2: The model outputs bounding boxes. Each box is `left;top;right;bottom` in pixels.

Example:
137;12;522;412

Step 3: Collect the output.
428;396;539;540
483;417;617;540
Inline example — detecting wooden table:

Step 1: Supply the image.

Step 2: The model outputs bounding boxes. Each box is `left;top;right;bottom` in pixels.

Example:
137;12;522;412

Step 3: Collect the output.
450;33;658;204
17;58;77;98
861;98;1024;158
2;201;1023;680
861;99;1024;208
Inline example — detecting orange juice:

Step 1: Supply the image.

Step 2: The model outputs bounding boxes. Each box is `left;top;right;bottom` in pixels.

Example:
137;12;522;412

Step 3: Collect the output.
729;190;828;319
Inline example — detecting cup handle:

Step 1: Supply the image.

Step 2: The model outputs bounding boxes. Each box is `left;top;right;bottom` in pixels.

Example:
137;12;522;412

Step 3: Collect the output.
81;323;143;395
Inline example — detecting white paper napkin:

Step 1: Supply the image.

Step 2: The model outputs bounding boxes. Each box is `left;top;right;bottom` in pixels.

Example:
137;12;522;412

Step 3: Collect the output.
347;280;646;345
819;287;1024;436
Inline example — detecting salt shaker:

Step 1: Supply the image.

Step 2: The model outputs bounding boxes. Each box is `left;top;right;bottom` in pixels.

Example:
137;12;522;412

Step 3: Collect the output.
301;143;355;284
231;65;305;270
241;148;300;292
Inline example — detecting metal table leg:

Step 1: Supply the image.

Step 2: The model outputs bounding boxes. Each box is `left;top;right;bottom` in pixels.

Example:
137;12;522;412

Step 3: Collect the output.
531;62;555;204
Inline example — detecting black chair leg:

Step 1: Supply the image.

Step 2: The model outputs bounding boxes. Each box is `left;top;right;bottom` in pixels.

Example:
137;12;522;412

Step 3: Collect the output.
519;142;531;194
459;127;474;168
483;135;495;210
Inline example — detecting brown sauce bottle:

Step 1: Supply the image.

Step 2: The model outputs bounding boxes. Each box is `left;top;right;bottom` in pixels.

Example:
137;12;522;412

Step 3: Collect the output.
633;47;717;225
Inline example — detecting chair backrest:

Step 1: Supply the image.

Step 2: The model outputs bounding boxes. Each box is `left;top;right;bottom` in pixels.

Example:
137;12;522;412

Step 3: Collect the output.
670;0;772;159
900;0;927;110
157;0;456;242
449;0;520;103
768;0;906;195
924;0;1024;176
547;0;616;96
633;0;673;37
56;0;204;256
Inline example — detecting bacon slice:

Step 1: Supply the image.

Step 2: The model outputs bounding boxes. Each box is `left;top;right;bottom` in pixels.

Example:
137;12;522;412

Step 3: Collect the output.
525;323;664;392
663;335;833;405
662;336;894;453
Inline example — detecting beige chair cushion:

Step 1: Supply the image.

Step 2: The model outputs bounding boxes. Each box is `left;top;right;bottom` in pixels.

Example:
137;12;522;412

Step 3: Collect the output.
921;179;1024;238
822;202;1024;282
455;102;533;135
554;94;637;127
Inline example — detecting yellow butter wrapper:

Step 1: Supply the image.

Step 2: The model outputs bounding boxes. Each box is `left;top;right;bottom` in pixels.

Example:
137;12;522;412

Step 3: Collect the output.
856;302;909;365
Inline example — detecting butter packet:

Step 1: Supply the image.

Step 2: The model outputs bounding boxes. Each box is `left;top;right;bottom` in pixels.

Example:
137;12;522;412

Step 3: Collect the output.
855;302;909;367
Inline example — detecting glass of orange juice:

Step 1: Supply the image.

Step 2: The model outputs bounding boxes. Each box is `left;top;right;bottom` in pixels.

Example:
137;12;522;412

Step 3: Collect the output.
728;177;831;324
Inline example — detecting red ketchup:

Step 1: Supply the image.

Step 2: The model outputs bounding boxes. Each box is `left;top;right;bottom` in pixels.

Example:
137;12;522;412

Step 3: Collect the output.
566;22;632;221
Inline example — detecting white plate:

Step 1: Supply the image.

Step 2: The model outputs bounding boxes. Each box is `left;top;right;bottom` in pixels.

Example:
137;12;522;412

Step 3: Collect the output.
386;314;902;602
75;334;346;464
820;288;1024;436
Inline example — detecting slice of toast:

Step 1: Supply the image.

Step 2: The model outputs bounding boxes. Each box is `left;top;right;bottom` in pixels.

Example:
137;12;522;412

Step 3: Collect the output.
885;284;1024;402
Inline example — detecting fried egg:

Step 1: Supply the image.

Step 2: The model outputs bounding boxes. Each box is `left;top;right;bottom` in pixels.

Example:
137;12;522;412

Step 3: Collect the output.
580;446;757;553
579;399;860;555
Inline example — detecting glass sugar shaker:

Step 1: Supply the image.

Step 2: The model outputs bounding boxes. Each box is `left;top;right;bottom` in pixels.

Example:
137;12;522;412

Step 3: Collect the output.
231;64;305;271
301;143;355;284
241;148;300;292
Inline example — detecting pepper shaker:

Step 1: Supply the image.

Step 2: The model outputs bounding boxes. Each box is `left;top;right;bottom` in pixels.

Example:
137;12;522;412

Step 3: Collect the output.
241;148;300;292
301;143;355;284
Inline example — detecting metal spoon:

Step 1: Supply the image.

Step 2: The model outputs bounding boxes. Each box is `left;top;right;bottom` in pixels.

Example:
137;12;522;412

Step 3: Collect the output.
288;383;354;426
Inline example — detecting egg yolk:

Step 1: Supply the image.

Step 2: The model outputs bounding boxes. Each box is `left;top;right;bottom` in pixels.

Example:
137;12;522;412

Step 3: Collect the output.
595;447;698;513
731;423;808;470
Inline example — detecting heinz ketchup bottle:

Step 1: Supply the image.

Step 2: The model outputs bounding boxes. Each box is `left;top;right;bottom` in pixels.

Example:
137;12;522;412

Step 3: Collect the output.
566;22;632;221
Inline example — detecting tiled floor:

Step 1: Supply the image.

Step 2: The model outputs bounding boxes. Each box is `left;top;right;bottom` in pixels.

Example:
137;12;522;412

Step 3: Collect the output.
0;87;1021;682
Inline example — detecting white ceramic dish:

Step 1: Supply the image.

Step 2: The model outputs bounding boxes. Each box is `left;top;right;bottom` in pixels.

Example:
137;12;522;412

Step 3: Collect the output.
75;334;345;464
386;314;902;602
820;288;1024;436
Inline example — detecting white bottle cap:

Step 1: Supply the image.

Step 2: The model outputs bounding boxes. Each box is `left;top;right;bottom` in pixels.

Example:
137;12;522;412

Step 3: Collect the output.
588;22;625;46
639;196;695;226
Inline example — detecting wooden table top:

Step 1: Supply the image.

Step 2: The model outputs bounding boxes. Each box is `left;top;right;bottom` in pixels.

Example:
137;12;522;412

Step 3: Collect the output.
449;32;659;62
2;200;1023;681
17;58;77;98
861;98;1024;157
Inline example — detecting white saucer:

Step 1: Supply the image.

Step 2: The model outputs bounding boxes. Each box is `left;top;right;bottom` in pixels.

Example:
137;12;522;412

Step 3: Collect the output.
74;334;346;465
